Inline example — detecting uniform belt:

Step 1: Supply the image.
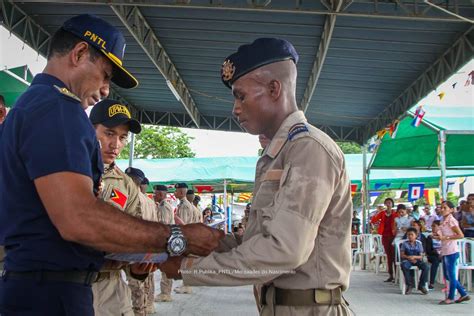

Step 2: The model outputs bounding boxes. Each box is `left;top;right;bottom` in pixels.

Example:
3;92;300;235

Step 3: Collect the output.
2;270;99;286
262;285;343;306
96;270;121;282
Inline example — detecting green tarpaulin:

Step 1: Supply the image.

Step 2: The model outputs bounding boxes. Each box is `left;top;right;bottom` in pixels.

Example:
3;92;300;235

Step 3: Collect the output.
370;107;474;170
0;65;32;107
116;155;473;193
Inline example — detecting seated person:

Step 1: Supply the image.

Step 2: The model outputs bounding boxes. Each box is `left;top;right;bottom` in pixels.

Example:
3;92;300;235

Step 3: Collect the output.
400;227;429;295
402;220;427;251
426;220;442;289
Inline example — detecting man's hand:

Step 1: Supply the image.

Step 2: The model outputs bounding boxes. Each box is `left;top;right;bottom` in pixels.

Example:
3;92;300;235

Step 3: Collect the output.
159;256;184;280
181;223;224;256
130;262;159;275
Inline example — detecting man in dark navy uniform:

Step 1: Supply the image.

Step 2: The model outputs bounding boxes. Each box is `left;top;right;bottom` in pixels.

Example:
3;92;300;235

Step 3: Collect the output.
0;14;222;316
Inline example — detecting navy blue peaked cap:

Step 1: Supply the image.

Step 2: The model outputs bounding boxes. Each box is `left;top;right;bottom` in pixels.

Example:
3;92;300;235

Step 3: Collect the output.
221;38;299;88
62;14;138;89
125;167;146;183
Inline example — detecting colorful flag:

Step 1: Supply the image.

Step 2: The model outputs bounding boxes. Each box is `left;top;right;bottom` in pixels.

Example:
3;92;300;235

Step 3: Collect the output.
423;189;436;205
465;70;473;86
411;106;425;127
368;138;380;152
351;184;358;197
376;129;387;140
237;193;252;202
408;183;424;202
437;92;445;100
388;120;400;139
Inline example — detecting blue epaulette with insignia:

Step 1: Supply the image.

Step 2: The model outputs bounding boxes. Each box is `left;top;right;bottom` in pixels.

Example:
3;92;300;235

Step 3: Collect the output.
288;123;309;141
53;85;81;103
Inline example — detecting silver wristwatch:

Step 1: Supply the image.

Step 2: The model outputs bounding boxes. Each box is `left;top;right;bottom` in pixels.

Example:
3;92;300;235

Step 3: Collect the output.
166;225;187;256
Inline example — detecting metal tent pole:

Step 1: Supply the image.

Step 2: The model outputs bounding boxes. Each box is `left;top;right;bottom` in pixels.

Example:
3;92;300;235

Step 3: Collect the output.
223;179;228;234
128;133;135;167
439;131;447;201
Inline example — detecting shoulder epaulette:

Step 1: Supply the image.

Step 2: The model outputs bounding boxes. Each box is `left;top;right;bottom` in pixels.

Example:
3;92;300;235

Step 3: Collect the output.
54;85;81;103
288;123;309;141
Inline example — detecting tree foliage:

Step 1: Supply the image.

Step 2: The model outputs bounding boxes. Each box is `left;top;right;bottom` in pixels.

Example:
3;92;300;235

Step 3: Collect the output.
118;125;195;159
336;141;362;154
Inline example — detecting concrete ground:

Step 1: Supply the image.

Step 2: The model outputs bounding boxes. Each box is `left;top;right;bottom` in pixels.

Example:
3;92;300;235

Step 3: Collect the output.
151;270;472;316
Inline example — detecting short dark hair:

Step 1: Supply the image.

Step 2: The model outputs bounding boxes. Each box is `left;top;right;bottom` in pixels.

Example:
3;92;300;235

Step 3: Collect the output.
397;204;407;211
432;220;441;226
406;227;418;235
412;220;421;227
0;95;5;106
443;200;455;209
48;28;102;61
384;198;395;205
413;205;419;211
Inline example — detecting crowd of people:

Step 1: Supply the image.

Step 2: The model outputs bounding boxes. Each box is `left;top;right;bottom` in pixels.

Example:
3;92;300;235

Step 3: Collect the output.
363;195;473;304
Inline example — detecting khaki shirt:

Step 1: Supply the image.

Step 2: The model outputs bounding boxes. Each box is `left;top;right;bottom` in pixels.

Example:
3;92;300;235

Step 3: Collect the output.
156;200;175;225
182;111;352;291
177;198;194;224
101;165;142;219
193;205;203;223
139;193;158;222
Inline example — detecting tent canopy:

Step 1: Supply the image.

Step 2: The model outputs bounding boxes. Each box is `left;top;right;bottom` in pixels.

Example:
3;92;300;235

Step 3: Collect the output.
0;65;32;107
370;108;474;170
116;154;474;193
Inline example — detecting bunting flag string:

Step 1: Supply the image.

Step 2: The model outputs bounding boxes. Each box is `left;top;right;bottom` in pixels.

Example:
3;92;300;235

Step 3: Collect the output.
437;92;445;100
411;105;425;127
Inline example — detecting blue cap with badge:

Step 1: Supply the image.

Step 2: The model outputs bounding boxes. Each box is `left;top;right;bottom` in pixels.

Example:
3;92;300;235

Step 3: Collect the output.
61;14;138;89
221;38;299;89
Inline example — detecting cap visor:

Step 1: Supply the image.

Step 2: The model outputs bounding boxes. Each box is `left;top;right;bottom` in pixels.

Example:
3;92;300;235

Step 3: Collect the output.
101;50;138;89
102;117;142;134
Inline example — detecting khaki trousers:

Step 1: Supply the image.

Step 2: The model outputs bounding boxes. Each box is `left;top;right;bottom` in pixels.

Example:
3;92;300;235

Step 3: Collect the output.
92;271;134;316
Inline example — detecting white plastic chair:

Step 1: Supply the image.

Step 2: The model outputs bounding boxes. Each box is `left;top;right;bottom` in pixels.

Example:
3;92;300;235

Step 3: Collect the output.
371;234;387;274
394;239;421;294
458;239;474;291
352;234;375;271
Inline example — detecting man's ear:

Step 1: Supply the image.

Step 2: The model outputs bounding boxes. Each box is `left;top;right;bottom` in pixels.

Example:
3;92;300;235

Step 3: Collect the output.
268;80;282;100
70;42;90;66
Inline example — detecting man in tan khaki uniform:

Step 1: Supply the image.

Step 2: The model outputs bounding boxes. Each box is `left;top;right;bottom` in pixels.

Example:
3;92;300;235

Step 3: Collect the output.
90;100;151;316
160;38;353;316
125;169;158;316
173;183;195;294
153;185;176;302
187;189;203;224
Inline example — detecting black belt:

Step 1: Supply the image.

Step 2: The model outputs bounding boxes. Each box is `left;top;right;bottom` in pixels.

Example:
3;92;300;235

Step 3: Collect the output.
2;270;99;286
262;285;344;306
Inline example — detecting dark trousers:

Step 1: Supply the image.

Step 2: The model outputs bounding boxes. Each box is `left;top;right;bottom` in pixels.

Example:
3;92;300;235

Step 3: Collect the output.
401;260;429;288
382;235;395;277
0;277;94;316
427;254;441;285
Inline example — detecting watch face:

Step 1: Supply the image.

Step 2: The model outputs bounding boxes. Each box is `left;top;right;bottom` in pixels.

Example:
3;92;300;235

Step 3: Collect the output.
170;237;185;254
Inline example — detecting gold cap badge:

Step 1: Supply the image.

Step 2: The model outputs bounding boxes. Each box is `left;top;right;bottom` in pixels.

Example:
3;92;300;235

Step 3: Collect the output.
221;60;236;82
108;104;131;118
